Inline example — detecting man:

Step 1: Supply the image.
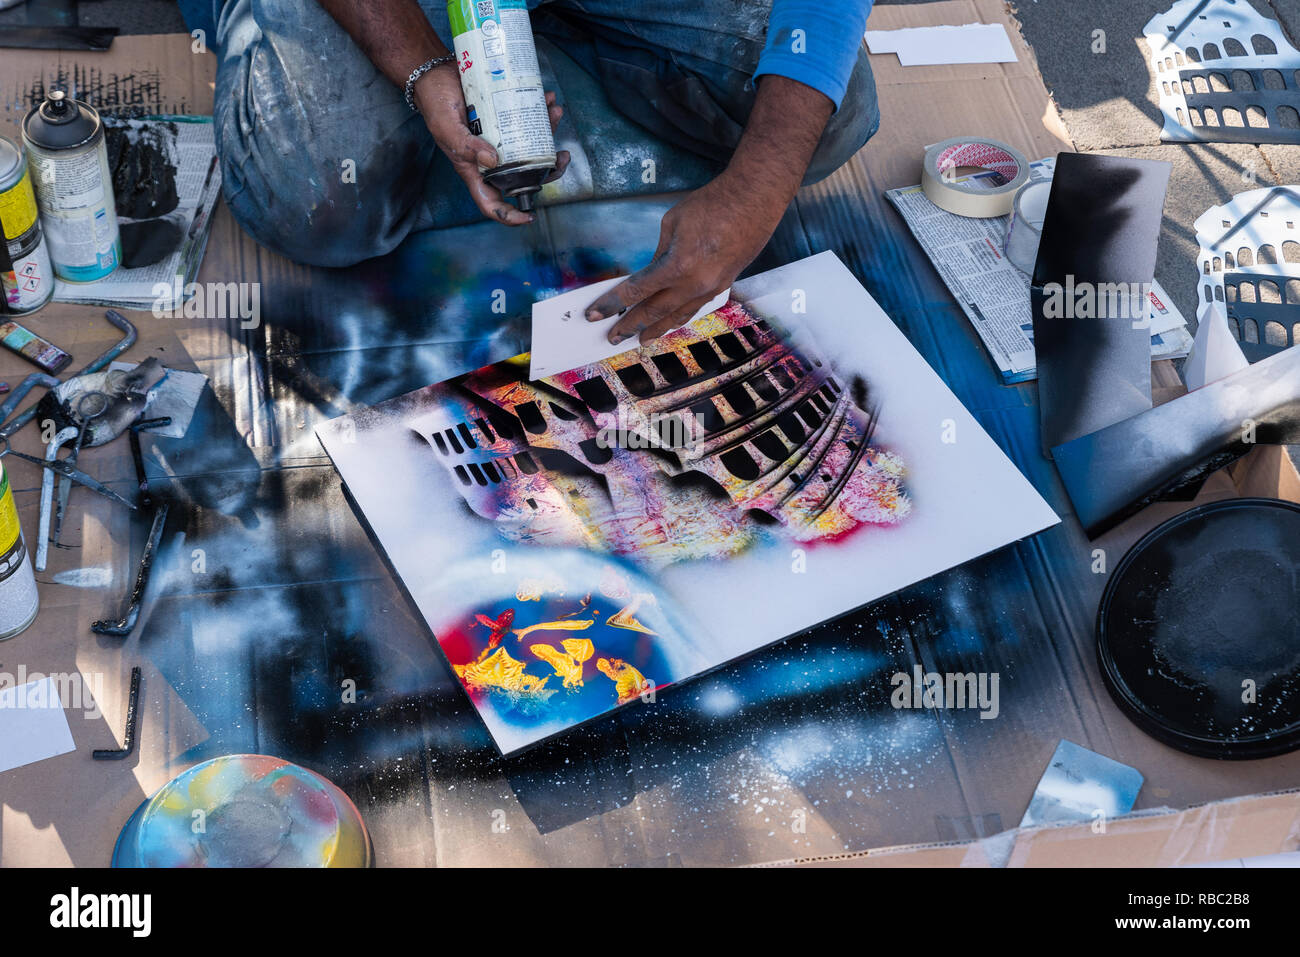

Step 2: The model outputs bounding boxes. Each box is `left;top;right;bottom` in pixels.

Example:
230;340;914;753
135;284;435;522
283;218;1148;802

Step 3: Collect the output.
182;0;877;344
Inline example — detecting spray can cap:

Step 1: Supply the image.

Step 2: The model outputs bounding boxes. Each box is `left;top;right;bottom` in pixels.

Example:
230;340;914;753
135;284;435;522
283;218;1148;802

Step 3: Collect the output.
46;91;72;117
22;90;104;151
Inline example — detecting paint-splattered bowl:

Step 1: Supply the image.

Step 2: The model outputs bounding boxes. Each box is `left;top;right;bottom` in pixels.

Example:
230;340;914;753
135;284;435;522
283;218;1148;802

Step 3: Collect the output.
111;754;372;867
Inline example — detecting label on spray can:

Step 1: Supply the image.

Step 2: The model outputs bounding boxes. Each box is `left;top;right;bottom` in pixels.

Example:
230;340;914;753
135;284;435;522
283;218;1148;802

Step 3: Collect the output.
0;138;54;314
0;462;39;640
22;94;121;284
449;0;557;173
0;468;27;583
26;145;119;282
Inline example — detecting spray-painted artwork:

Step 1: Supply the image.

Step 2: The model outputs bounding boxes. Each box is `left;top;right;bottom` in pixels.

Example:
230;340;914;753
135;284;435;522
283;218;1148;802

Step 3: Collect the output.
318;253;1059;753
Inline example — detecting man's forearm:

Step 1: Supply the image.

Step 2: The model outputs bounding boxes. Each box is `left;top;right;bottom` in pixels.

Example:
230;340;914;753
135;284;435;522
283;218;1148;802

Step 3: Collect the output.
317;0;447;87
723;76;834;218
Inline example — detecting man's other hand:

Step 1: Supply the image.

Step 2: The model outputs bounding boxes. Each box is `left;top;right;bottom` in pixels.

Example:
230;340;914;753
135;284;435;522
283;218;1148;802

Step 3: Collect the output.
584;173;784;345
414;67;570;226
584;76;833;346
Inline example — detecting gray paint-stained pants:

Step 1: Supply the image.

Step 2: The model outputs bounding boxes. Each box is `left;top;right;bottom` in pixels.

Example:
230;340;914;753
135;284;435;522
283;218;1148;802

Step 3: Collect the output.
180;0;879;266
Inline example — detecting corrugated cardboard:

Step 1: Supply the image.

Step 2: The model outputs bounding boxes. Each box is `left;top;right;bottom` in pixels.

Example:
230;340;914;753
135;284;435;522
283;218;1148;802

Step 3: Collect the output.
0;8;1296;868
0;35;225;868
766;0;1300;868
766;788;1300;868
860;0;1073;195
0;32;215;141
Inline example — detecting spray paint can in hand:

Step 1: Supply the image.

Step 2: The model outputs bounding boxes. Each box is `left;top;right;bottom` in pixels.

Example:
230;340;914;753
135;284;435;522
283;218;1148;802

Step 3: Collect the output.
448;0;558;212
0;460;39;640
0;135;55;315
22;90;121;283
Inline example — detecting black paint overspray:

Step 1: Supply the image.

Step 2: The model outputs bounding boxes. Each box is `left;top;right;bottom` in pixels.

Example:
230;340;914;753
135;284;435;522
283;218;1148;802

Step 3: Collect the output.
104;119;184;268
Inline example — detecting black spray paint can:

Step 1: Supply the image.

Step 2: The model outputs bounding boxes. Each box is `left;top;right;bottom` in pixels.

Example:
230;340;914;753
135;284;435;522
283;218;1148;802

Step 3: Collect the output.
22;91;121;282
0;134;55;314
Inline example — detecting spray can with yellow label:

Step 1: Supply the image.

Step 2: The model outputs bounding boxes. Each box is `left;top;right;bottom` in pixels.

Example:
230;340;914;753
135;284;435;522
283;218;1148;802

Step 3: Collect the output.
448;0;557;211
22;91;121;283
0;460;39;640
0;134;54;314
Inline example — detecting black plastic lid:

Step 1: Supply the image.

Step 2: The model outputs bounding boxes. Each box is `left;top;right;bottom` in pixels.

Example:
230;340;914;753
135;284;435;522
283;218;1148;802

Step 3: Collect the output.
1096;498;1300;759
22;91;102;151
484;162;553;212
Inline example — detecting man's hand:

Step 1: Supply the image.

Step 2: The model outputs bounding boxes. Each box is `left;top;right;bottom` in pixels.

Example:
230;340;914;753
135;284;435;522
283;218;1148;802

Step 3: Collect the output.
317;0;568;226
585;173;784;344
587;76;834;345
414;68;570;226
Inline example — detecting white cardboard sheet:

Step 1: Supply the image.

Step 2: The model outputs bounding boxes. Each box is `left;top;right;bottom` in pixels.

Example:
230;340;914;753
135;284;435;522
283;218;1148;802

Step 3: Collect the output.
529;278;729;379
866;23;1017;66
0;676;76;774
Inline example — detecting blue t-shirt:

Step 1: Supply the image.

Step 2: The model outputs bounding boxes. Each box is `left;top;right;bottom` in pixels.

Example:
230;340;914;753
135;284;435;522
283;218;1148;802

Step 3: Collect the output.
753;0;874;110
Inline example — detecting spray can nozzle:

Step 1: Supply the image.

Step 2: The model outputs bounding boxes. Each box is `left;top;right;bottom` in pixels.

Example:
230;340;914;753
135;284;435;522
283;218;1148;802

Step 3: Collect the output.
42;91;75;123
449;0;557;223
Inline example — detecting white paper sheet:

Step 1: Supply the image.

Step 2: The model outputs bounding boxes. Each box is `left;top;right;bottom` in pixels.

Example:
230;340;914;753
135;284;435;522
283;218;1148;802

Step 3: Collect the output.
529;278;730;379
865;23;1018;66
1185;302;1249;390
0;676;76;773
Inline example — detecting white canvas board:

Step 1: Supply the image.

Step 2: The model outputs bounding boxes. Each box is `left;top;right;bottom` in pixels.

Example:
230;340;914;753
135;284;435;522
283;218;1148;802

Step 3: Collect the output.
317;252;1059;754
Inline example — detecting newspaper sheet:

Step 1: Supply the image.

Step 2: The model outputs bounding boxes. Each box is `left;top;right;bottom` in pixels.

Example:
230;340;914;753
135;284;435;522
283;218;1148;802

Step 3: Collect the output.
53;117;221;312
885;156;1193;383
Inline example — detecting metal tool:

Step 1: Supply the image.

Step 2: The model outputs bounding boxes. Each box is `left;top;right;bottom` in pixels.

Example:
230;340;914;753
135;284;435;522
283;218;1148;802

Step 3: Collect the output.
91;505;166;636
127;416;170;510
35;425;77;572
0;373;59;429
92;667;141;760
0;309;136;439
51;391;109;548
0;435;137;510
73;310;138;376
91;419;171;636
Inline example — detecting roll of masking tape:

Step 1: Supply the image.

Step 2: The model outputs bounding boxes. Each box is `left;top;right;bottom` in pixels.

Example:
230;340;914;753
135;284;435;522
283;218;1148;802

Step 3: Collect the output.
1004;179;1052;275
921;136;1030;218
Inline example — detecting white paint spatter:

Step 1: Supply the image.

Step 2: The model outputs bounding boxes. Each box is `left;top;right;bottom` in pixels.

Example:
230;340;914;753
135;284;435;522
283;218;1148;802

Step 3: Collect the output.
51;566;114;589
